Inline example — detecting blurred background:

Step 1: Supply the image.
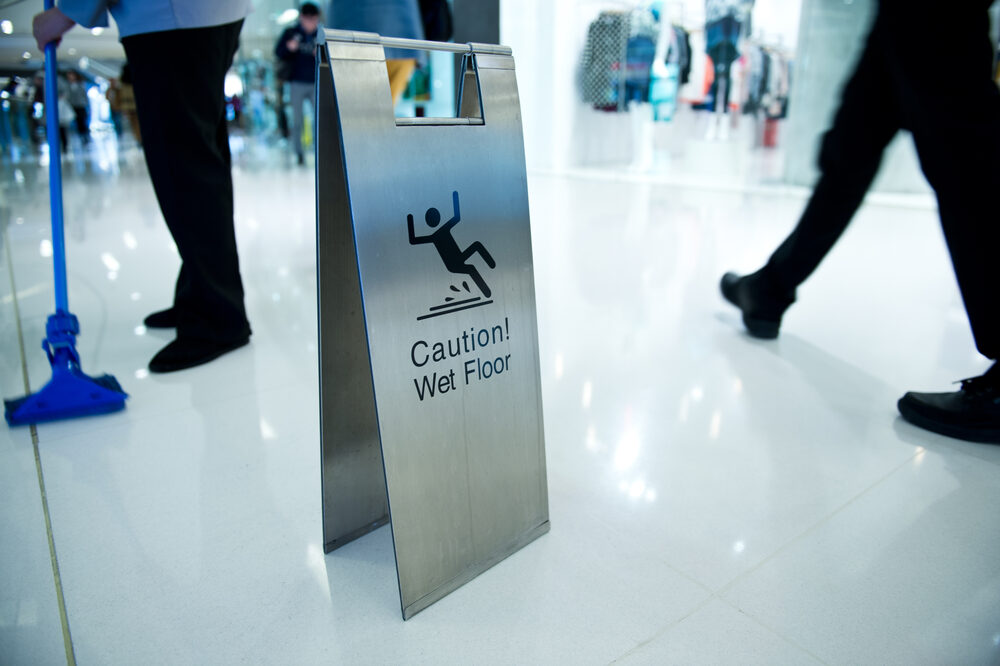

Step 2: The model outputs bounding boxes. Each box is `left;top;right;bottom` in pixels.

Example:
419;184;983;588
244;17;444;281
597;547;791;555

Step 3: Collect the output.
1;0;995;192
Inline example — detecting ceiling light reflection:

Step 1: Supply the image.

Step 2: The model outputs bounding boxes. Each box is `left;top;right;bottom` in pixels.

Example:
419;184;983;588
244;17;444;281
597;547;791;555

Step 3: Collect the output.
733;377;743;395
260;419;277;440
101;252;120;271
709;409;722;439
613;428;641;470
733;540;746;554
133;325;146;336
39;239;52;257
628;479;645;499
581;381;592;409
134;368;149;379
554;353;564;379
130;292;141;301
691;386;704;402
1;20;13;35
585;425;599;452
277;9;299;24
122;231;137;249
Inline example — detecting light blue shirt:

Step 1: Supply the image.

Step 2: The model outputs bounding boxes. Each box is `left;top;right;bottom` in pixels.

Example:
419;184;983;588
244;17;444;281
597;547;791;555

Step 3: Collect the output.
329;0;424;60
58;0;253;38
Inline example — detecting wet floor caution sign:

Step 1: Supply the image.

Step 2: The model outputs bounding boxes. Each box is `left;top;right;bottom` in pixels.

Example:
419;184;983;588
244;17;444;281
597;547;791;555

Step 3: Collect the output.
315;30;549;620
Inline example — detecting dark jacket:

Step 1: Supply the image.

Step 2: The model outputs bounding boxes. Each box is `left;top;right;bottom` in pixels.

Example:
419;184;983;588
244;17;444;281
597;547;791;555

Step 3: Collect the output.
275;23;319;83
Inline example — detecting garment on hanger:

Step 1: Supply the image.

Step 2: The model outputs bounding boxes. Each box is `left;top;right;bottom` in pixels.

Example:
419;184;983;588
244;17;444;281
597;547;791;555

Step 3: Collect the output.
624;9;659;105
705;0;753;26
669;25;692;85
580;8;660;112
581;11;630;110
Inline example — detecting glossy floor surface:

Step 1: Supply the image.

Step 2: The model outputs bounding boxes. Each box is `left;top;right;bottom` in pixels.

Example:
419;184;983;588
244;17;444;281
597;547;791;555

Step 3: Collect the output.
2;132;999;665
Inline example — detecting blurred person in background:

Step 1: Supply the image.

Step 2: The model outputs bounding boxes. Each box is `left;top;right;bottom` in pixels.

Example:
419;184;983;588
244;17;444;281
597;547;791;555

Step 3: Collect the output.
65;70;89;143
105;75;123;136
34;0;253;372
117;62;141;144
275;2;321;166
56;81;73;152
720;0;1000;443
328;0;425;104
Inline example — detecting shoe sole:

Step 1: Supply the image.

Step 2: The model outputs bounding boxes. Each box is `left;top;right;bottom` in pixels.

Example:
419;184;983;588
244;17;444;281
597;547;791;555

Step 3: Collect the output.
743;315;780;340
149;338;250;373
897;397;1000;444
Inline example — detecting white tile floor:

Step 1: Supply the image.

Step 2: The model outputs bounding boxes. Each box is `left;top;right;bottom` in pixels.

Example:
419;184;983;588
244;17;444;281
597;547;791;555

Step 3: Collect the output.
2;132;999;665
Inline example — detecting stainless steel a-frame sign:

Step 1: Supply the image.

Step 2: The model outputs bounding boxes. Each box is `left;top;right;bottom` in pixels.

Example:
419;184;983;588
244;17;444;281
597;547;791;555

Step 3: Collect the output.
315;29;549;620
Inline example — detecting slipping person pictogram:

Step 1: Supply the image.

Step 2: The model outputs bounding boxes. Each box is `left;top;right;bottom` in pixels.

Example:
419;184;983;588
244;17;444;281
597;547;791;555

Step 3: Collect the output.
408;191;496;297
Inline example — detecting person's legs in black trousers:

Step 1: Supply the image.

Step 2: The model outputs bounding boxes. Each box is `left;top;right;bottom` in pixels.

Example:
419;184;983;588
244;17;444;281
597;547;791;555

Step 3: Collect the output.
123;21;251;372
764;18;900;291
720;15;900;337
886;5;1000;362
887;4;1000;441
722;2;1000;442
73;106;88;142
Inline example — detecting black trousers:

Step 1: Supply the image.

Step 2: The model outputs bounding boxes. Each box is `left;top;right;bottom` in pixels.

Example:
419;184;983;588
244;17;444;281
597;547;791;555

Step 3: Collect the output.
72;106;88;138
765;2;1000;360
123;20;251;344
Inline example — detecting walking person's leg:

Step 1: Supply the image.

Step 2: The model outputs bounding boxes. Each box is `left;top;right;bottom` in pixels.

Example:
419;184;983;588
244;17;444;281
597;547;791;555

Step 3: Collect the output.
884;4;1000;441
721;14;900;337
290;80;311;164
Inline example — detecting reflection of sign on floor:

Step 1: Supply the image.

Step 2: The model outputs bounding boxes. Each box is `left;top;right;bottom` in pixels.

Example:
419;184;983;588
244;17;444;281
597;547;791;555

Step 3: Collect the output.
407;191;496;321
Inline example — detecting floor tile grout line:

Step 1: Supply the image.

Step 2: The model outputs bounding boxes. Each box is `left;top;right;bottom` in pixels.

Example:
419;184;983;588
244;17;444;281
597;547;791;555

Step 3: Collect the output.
608;592;832;666
5;223;77;664
697;450;928;665
607;448;923;665
606;595;715;664
33;437;77;666
4;223;33;408
714;447;923;601
713;597;831;665
565;500;716;596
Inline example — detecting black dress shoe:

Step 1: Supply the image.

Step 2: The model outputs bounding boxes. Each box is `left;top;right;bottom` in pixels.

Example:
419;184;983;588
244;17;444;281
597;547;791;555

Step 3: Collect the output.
898;365;1000;444
720;270;795;339
143;307;177;329
149;336;250;373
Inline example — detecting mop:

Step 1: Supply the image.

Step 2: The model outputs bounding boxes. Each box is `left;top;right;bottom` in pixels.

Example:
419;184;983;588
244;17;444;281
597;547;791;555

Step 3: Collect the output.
4;4;127;426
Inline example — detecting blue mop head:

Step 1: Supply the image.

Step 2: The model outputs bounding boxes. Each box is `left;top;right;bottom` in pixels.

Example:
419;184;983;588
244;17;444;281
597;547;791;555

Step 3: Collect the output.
4;312;127;427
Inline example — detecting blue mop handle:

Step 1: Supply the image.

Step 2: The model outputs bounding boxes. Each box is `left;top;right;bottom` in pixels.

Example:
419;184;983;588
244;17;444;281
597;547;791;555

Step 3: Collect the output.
42;0;68;314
